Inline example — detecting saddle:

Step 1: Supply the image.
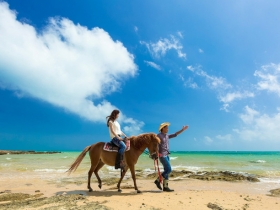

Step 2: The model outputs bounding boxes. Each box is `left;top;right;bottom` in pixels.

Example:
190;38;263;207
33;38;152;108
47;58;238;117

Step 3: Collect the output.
103;139;130;152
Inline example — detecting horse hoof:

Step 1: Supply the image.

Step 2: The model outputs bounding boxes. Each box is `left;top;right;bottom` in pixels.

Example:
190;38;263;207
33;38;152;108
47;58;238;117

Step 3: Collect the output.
98;184;102;189
88;188;93;192
118;189;122;192
137;190;142;193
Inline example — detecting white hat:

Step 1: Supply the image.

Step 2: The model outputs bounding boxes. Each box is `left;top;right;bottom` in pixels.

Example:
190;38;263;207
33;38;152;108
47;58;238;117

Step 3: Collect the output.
158;122;170;132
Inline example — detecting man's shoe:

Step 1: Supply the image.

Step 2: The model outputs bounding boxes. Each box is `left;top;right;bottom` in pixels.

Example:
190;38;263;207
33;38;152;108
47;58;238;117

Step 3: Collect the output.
163;179;174;192
163;187;174;192
154;178;162;190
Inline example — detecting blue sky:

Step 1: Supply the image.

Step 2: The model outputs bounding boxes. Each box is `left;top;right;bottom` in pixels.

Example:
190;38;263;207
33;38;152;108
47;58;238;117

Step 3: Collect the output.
1;0;280;151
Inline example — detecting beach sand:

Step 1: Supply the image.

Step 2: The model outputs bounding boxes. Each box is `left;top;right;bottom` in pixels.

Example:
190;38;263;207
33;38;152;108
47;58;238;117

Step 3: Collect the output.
1;173;280;210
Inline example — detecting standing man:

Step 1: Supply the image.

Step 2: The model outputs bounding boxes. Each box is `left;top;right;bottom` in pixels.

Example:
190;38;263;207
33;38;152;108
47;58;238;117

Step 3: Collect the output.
154;122;188;192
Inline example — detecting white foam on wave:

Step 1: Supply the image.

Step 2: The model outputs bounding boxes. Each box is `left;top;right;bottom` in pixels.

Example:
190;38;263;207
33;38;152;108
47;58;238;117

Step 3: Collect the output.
172;165;206;172
34;169;67;173
250;160;266;163
259;178;280;184
106;166;115;171
143;168;156;172
170;157;178;160
6;158;11;160
63;156;68;158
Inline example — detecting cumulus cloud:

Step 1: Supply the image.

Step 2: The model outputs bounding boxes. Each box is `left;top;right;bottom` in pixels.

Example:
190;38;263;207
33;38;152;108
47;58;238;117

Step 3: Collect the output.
0;2;142;133
234;106;280;142
140;35;186;59
144;60;161;70
254;63;280;96
122;117;145;134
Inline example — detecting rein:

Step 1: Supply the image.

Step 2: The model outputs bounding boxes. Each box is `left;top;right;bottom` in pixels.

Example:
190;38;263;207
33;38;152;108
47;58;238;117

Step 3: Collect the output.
154;159;162;183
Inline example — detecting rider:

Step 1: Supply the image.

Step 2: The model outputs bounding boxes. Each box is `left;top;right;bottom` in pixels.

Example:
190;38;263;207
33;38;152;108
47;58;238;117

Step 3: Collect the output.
154;122;188;192
106;110;127;169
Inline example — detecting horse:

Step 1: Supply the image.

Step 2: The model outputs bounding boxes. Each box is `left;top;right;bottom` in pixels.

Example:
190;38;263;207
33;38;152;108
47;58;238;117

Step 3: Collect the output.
67;133;160;193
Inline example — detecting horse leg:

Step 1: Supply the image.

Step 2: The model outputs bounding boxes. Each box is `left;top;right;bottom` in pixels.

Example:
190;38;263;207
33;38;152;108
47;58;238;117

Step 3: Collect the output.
116;166;129;192
87;159;100;192
94;160;105;189
130;165;141;193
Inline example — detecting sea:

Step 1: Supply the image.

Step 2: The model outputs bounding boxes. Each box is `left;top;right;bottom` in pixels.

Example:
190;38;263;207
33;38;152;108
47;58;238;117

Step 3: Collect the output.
1;151;280;184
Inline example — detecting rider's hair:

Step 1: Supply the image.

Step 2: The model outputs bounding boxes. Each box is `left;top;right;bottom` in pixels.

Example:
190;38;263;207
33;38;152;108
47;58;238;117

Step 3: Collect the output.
106;110;120;127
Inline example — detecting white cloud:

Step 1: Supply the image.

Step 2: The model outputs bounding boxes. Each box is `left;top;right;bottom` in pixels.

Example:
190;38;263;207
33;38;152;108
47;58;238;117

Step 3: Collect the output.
187;65;232;90
177;31;183;38
215;134;232;142
254;63;280;96
204;136;213;144
198;48;204;53
0;2;142;134
122;117;145;135
234;106;280;142
239;106;259;124
219;91;254;104
134;26;138;32
144;60;161;70
179;75;198;89
140;35;186;59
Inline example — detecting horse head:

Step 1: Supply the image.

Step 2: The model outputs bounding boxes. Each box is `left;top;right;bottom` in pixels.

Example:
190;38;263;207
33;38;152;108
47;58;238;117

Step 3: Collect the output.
146;133;160;160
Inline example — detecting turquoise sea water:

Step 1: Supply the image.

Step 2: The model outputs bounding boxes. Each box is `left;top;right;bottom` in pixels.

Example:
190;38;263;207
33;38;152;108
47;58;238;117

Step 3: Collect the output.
1;151;280;183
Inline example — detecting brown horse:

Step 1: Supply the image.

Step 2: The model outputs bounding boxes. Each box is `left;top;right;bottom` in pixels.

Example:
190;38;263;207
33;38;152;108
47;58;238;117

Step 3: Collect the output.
67;133;160;193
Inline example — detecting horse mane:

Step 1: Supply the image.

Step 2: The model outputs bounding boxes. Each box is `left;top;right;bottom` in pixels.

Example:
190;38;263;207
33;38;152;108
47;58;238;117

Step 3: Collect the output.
129;133;160;149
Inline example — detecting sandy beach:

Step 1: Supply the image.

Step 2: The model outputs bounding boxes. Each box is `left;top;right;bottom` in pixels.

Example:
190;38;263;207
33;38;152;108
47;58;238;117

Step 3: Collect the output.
1;172;280;210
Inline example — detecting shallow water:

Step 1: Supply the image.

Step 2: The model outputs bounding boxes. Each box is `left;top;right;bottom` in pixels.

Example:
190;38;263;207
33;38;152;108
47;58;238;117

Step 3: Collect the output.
1;151;280;183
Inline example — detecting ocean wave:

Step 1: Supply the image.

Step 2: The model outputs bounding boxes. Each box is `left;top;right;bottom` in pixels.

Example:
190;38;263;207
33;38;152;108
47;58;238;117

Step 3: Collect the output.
6;158;11;160
259;178;280;184
172;165;206;172
170;157;178;160
250;160;266;163
106;166;115;171
34;169;67;173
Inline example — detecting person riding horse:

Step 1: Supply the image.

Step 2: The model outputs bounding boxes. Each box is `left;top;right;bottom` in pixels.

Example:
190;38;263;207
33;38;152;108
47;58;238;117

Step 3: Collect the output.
106;110;127;169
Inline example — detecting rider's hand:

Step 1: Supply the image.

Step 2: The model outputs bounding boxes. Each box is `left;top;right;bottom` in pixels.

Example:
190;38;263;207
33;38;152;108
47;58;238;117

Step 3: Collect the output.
182;125;189;131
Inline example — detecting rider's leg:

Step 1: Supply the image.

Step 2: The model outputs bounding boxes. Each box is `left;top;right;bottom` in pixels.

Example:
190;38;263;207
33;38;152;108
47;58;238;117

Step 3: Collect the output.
111;138;127;169
118;141;127;168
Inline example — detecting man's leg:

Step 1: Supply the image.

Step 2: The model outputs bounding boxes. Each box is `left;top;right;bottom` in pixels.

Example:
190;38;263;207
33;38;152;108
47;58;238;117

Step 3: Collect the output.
159;156;173;192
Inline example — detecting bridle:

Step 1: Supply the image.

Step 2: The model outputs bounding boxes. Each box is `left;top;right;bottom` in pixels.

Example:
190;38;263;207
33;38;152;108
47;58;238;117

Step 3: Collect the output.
143;149;158;160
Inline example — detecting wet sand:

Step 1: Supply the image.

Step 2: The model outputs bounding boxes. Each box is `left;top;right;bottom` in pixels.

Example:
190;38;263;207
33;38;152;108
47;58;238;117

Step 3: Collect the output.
1;171;280;210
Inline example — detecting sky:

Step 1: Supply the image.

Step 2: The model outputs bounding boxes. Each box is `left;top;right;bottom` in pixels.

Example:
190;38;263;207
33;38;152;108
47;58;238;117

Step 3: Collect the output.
1;0;280;151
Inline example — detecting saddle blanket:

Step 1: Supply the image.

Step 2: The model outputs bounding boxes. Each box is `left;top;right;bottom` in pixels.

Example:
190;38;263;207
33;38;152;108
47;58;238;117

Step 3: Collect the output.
103;140;130;152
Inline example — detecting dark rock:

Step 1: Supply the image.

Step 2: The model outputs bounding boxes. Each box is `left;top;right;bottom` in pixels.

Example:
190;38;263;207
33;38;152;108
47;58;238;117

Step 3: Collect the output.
268;188;280;197
207;202;224;210
0;150;61;155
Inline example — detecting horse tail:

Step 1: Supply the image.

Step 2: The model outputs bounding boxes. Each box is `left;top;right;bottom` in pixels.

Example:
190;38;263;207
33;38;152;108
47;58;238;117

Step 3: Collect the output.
67;145;91;174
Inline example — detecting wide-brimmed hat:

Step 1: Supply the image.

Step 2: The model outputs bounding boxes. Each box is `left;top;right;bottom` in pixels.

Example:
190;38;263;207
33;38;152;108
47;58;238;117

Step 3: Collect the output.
158;122;170;132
